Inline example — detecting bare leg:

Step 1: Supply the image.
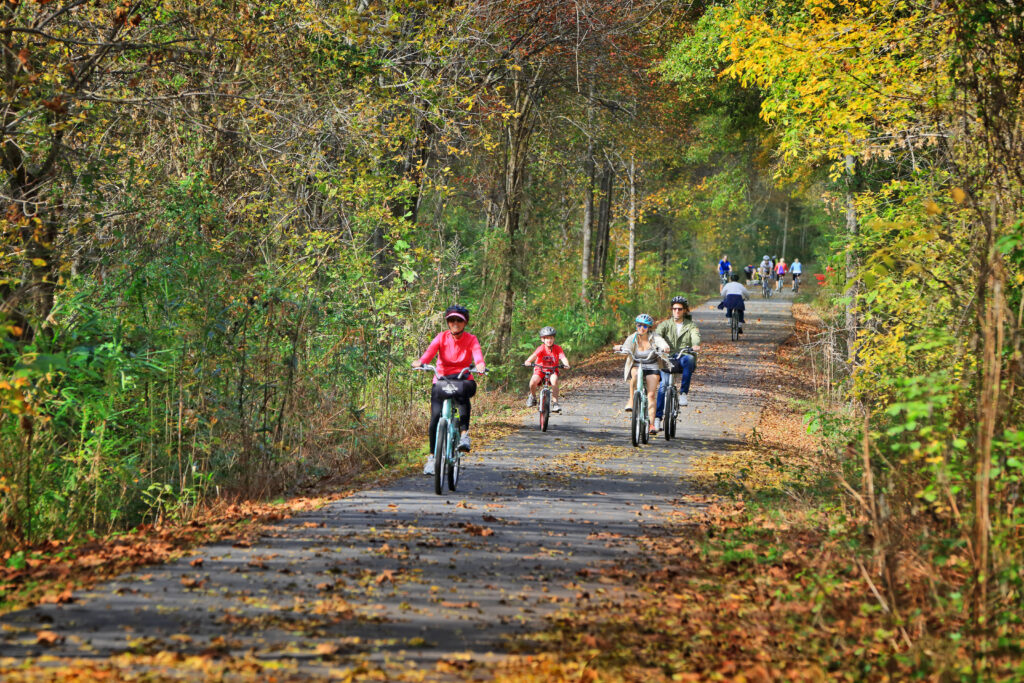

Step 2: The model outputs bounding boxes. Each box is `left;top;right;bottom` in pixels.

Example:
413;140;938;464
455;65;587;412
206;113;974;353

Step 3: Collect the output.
645;373;660;427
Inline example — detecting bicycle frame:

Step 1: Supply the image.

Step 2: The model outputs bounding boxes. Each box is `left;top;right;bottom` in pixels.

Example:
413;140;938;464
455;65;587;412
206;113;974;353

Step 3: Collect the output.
414;364;483;494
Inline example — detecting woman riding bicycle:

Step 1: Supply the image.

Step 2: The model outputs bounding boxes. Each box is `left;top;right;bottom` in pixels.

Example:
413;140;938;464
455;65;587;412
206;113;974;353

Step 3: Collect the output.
411;304;486;475
613;314;669;435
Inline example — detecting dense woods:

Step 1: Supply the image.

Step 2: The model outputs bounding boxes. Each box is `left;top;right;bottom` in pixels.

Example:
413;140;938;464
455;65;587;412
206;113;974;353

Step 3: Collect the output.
1;0;1022;675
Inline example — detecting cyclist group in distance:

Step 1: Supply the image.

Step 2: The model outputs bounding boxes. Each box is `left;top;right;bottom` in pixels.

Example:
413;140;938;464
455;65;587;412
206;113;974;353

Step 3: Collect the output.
412;255;805;472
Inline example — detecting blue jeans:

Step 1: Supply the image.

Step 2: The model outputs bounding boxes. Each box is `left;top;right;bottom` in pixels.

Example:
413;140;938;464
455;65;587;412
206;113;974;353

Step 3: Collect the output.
656;354;695;418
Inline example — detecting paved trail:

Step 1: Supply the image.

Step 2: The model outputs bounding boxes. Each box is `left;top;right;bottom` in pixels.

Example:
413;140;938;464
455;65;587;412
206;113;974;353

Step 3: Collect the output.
1;293;794;676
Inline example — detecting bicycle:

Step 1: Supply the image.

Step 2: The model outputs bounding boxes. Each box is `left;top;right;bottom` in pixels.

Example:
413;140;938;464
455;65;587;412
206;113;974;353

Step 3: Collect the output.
524;363;568;432
413;364;485;495
617;351;663;447
760;273;773;299
729;306;741;341
661;348;694;441
792;273;801;294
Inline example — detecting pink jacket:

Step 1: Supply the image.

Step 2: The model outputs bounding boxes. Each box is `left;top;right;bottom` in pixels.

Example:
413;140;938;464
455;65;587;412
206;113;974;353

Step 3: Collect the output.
419;331;485;380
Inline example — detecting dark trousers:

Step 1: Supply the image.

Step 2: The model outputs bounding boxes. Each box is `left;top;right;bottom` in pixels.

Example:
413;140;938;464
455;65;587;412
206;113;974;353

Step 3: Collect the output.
656;354;696;418
428;378;476;454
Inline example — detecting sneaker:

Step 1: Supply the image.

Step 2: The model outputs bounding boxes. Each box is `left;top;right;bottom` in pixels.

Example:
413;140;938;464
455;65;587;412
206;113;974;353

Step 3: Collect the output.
423;457;436;475
526;394;536;407
738;325;743;335
457;434;471;452
551;400;561;413
654;418;662;431
680;393;689;406
624;403;633;412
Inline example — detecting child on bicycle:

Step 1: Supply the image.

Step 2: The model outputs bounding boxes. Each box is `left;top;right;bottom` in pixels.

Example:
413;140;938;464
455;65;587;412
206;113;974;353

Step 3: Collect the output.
411;304;486;475
718;273;751;331
524;326;570;413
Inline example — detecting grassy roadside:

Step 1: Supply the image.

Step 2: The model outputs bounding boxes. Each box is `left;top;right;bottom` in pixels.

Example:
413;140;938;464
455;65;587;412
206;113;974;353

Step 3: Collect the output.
0;377;532;615
481;302;1005;682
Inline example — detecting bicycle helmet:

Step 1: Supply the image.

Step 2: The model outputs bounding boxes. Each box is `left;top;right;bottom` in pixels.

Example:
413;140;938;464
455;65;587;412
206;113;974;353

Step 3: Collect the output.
670;296;688;306
539;326;557;337
444;304;469;322
635;313;654;327
762;255;769;260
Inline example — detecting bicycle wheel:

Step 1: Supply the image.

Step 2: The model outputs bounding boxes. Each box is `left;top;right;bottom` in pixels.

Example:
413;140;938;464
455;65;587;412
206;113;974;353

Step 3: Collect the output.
447;425;460;492
539;389;550;432
663;388;675;442
731;315;739;341
640;395;650;444
631;391;642;447
669;402;678;438
433;418;447;496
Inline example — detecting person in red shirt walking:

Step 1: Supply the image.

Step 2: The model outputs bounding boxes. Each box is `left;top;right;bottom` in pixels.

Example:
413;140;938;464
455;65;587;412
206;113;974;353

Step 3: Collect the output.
412;305;486;475
524;326;570;413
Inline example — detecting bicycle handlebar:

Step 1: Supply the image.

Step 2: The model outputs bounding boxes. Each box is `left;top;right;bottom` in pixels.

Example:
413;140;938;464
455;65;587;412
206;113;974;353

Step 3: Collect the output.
412;364;486;380
523;363;569;369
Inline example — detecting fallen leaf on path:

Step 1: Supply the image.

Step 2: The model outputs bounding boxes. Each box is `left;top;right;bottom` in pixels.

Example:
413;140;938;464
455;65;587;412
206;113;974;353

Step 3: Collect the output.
36;630;62;646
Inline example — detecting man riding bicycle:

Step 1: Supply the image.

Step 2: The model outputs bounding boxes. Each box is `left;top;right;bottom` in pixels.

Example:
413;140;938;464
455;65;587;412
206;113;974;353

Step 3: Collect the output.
411;304;486;475
654;296;701;431
718;273;751;332
717;254;732;290
758;254;772;282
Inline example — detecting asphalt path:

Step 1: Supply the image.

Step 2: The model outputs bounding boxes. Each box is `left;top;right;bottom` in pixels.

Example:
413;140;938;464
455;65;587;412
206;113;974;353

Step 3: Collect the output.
0;290;794;676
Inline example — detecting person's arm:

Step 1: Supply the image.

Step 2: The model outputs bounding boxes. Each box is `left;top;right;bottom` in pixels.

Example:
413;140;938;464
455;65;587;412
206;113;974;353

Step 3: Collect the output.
559;350;570;368
742;285;751;300
524;347;539;365
471;337;485;373
613;334;632;353
414;333;441;367
690;326;701;352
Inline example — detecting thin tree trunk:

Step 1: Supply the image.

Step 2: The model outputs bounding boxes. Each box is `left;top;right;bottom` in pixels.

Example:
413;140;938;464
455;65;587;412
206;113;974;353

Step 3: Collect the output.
844;154;859;363
781;198;789;262
628;154;637;290
580;88;595;300
494;72;536;360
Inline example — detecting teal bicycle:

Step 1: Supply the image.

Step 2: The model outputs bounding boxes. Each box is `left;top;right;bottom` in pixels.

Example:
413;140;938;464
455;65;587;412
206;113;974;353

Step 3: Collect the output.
618;351;663;447
414;364;484;495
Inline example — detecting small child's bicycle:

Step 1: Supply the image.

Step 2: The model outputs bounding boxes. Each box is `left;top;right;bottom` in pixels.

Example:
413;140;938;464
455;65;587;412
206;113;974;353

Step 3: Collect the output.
413;364;485;495
525;363;568;432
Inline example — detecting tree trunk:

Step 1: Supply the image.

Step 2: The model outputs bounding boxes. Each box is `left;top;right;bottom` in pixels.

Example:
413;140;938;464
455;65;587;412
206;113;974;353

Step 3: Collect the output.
628;154;637;290
493;73;536;361
844;154;859;363
590;160;614;294
781;198;789;262
580;89;595;301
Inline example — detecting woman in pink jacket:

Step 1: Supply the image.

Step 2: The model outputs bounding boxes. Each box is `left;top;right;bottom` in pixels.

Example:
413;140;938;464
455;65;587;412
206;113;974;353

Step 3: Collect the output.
411;305;486;475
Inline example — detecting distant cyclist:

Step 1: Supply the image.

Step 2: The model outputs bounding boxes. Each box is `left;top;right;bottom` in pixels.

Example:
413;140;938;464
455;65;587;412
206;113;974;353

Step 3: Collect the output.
524;326;570;413
717;254;732;290
654;296;701;431
790;258;803;291
718;273;751;333
775;258;787;292
743;263;755;283
758;254;772;282
411;305;486;475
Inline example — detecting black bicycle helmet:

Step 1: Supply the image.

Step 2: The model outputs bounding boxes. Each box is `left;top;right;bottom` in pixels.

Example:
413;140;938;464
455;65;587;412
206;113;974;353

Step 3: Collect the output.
444;304;469;322
670;296;688;306
539;326;556;337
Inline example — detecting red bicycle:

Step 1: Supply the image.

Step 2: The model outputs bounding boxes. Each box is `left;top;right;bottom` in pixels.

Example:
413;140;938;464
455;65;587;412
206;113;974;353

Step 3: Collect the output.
525;363;567;431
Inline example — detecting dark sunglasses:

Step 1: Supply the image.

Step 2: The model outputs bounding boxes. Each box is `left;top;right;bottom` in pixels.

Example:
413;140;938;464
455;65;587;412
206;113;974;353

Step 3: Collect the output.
671;306;685;311
636;323;650;329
